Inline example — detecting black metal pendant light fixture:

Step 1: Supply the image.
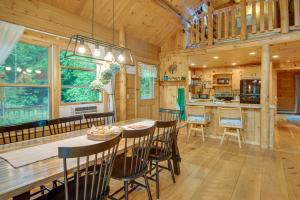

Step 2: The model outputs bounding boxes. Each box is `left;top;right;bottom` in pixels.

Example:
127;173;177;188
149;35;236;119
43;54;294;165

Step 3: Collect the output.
64;0;133;65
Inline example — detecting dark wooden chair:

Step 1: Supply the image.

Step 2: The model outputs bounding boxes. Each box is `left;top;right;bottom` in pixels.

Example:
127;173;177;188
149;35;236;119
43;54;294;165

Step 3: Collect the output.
84;112;115;127
159;108;182;122
37;135;121;200
47;115;82;135
109;125;156;200
0;120;47;144
148;120;177;200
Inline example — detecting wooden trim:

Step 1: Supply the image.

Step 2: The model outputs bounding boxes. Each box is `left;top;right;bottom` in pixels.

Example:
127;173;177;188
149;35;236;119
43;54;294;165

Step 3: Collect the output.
295;0;300;27
0;84;49;87
60;101;102;106
61;66;96;72
252;0;257;34
240;0;247;40
279;0;289;33
268;0;274;31
259;0;265;32
52;45;60;118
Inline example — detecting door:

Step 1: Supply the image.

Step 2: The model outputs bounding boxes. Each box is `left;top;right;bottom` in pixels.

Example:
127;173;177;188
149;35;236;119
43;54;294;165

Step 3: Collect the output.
137;62;159;120
296;75;300;114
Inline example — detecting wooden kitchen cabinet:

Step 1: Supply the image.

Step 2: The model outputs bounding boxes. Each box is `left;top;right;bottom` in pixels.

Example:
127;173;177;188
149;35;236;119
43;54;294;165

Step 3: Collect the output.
232;69;241;90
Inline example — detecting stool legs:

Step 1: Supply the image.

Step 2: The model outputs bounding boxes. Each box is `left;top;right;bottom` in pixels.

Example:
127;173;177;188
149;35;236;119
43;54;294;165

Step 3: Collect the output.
220;128;242;148
200;124;205;142
237;129;241;148
220;128;226;145
187;123;206;143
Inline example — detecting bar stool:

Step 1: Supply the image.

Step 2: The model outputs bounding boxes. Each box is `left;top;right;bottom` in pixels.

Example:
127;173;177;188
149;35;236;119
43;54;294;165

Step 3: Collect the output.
186;105;210;142
218;107;243;148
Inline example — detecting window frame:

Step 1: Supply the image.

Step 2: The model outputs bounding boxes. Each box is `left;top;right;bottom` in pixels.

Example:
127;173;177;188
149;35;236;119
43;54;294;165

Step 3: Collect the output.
0;40;52;125
139;62;157;101
59;50;103;105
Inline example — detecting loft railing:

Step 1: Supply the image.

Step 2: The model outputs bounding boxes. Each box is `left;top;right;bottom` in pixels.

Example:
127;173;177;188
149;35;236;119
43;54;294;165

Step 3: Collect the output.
188;0;300;48
0;105;49;126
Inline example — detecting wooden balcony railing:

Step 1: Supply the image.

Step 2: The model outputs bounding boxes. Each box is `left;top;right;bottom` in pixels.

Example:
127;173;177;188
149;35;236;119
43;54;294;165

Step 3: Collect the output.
188;0;300;48
0;105;49;126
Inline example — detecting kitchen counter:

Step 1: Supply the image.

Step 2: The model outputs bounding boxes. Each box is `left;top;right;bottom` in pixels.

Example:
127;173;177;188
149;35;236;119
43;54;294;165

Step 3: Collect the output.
186;100;261;109
186;100;263;145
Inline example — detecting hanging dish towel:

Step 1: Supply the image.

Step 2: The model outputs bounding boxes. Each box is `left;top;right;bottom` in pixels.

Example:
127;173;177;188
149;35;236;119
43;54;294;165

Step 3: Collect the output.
176;87;186;120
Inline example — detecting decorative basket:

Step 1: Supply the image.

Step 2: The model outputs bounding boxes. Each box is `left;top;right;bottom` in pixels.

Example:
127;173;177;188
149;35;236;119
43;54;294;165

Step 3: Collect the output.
86;126;122;141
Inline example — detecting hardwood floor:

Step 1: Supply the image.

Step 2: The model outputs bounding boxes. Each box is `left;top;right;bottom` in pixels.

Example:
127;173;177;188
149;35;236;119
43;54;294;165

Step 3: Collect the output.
275;114;300;154
109;123;300;200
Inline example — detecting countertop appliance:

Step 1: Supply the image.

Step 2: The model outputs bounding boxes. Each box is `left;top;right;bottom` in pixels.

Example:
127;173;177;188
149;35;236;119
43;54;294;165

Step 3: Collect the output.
217;78;230;84
240;79;261;104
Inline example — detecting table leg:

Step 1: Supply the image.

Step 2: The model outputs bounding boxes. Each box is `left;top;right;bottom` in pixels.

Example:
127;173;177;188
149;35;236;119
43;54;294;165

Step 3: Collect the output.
172;130;181;175
13;191;30;200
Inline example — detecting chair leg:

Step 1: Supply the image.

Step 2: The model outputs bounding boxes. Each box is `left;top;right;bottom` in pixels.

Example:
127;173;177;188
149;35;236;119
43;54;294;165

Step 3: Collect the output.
167;159;176;183
187;123;192;143
201;125;205;142
155;162;160;200
237;129;242;148
144;175;152;200
220;128;226;145
124;181;129;200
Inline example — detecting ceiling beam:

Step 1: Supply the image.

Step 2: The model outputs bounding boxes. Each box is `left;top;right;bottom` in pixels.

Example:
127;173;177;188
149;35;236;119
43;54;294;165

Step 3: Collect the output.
137;0;184;29
153;0;190;25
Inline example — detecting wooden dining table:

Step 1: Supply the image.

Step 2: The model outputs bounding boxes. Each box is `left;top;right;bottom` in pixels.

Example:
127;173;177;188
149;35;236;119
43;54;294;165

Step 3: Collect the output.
0;119;183;200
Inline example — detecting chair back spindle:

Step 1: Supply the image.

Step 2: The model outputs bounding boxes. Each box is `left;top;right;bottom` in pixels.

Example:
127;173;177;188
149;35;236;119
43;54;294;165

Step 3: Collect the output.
47;115;82;135
117;125;156;179
0;120;47;144
84;112;115;128
159;108;182;122
152;120;177;160
59;135;121;200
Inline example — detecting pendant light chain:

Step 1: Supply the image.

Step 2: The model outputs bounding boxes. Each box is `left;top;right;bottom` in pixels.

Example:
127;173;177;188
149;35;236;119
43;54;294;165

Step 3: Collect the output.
113;0;115;46
92;0;95;39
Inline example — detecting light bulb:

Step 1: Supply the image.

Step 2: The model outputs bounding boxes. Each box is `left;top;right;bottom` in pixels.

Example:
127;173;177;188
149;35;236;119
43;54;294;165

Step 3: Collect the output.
35;70;42;74
77;45;86;54
26;68;32;73
104;51;113;61
118;54;124;62
16;67;22;72
5;67;12;71
77;39;86;54
93;48;101;57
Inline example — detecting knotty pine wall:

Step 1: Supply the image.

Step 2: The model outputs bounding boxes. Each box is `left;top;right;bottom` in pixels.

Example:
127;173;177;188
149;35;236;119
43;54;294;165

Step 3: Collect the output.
0;0;161;120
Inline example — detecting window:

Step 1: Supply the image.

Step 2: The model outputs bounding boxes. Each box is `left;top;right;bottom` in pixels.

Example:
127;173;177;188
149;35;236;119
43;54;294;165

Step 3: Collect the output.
139;63;157;100
60;51;102;103
0;42;49;126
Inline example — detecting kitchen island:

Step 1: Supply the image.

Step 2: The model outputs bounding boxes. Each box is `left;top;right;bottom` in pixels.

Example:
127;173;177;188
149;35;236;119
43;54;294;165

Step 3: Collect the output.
186;100;275;146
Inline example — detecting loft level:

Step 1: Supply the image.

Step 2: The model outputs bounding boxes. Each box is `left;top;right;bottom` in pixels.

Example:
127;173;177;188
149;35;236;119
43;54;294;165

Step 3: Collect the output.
187;0;300;48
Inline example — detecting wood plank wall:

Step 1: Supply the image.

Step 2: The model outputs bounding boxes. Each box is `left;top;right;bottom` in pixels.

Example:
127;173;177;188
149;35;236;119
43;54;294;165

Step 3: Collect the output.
277;70;300;112
0;0;161;121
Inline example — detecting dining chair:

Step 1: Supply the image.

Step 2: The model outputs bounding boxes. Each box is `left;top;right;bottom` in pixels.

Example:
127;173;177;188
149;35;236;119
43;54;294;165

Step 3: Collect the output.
218;107;243;148
148;120;177;200
186;105;210;143
159;108;182;122
109;125;156;200
84;112;115;127
0;120;47;144
47;115;83;135
36;135;121;200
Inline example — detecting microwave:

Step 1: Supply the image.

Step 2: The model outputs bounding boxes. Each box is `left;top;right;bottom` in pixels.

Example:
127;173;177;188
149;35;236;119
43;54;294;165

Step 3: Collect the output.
217;78;230;84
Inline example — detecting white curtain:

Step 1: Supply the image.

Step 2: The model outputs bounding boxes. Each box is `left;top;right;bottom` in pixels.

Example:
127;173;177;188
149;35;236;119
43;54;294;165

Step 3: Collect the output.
138;62;157;78
0;21;24;65
96;63;116;119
